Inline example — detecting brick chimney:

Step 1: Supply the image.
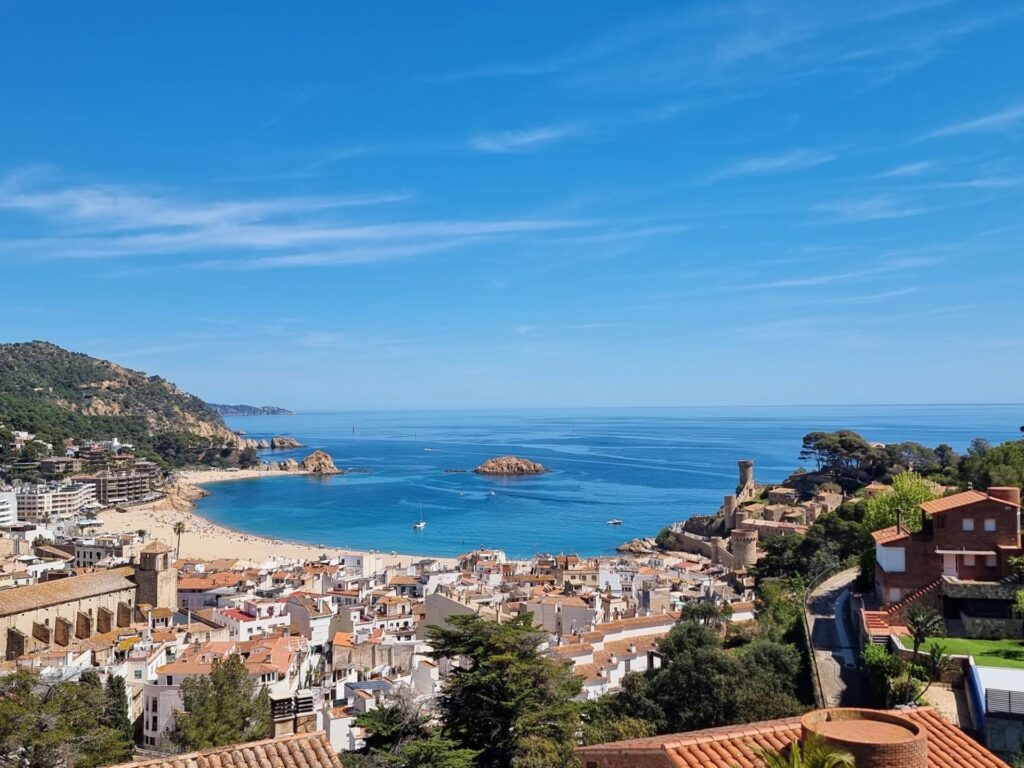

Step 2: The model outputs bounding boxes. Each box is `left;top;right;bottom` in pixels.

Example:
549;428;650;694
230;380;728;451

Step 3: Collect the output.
269;689;318;737
801;708;927;768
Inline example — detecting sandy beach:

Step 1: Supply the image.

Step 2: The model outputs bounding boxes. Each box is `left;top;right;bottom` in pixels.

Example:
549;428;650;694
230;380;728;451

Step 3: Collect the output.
97;468;456;570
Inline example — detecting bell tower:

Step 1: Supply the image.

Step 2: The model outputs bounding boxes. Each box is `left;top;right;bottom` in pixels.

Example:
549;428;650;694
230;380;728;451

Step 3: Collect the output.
135;541;177;610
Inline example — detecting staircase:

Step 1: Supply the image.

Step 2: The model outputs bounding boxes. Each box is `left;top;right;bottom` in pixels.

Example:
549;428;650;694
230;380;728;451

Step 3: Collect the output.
884;579;943;620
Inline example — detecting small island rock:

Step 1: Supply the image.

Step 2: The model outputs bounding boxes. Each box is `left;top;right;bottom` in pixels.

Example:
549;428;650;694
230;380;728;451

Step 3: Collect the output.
474;455;547;475
270;435;303;449
301;449;342;474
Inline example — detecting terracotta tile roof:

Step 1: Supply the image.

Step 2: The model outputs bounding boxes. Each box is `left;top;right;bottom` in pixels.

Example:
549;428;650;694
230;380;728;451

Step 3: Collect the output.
140;541;174;554
548;643;594;659
872;526;911;544
920;489;1018;516
109;732;341;768
0;567;136;616
36;545;76;561
178;572;248;590
576;708;1007;768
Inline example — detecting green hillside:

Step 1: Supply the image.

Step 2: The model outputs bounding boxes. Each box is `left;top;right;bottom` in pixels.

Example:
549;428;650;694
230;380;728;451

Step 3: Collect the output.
0;341;236;466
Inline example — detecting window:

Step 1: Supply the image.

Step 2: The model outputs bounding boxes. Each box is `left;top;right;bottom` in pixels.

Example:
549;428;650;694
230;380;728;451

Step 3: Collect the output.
134;669;142;679
986;555;998;567
985;519;997;532
964;554;975;566
963;518;975;531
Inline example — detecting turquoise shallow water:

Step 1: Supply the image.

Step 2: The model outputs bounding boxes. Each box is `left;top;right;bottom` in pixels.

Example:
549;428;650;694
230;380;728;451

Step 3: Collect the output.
194;406;1023;558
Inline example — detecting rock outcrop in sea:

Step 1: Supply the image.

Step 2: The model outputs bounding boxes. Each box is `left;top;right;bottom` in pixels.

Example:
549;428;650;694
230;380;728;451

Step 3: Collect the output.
617;537;657;554
270;435;303;449
474;455;547;475
301;450;341;474
256;439;270;449
279;458;300;471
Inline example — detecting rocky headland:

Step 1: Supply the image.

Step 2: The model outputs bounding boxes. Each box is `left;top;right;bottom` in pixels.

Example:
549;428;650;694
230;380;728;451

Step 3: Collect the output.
617;536;657;555
474;455;547;475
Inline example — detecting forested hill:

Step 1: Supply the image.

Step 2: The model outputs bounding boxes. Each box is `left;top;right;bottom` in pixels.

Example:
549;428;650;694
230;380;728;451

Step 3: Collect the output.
0;341;237;462
206;403;294;416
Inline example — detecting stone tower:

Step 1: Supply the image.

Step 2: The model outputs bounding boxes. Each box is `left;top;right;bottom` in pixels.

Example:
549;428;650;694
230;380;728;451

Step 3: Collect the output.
135;541;177;610
730;529;758;569
738;460;754;489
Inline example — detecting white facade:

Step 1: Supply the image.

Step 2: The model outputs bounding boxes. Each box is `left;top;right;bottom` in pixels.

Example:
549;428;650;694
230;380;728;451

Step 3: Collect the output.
15;483;96;522
876;544;906;573
0;491;16;527
214;600;291;641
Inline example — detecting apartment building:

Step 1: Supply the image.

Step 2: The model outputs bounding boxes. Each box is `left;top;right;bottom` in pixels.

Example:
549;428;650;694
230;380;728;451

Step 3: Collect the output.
14;482;96;522
80;470;152;504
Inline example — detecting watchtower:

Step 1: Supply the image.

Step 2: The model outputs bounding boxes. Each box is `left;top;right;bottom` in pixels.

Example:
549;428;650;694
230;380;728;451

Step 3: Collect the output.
730;529;758;569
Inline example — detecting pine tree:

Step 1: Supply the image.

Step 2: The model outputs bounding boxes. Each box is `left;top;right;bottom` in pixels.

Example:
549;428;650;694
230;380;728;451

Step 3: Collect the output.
172;654;270;750
427;613;582;768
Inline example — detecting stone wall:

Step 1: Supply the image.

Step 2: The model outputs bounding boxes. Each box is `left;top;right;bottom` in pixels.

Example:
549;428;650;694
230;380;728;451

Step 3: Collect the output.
962;613;1023;640
943;579;1020;601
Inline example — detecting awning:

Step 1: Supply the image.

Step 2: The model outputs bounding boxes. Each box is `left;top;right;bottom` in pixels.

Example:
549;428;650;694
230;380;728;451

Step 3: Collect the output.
935;549;997;556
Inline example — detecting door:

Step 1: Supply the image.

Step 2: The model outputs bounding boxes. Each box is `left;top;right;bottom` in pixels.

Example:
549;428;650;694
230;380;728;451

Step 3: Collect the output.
943;553;958;577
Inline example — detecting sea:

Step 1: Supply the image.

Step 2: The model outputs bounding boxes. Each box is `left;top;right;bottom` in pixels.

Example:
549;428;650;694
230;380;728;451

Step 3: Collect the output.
194;405;1024;558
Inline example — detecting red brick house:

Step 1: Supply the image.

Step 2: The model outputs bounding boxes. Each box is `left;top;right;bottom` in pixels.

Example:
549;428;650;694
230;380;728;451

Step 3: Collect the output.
873;487;1021;605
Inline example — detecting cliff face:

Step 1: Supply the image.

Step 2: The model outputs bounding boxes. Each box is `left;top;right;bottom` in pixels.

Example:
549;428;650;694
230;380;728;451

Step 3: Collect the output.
474;456;547;475
0;341;237;448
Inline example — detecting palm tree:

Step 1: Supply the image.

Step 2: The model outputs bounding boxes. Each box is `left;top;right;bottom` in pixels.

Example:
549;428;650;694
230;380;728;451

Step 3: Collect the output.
752;734;854;768
906;606;945;662
919;642;955;701
172;521;186;557
903;605;945;703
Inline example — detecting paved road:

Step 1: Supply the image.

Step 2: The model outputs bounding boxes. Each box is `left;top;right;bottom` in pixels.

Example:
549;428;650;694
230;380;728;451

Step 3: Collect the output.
807;567;867;707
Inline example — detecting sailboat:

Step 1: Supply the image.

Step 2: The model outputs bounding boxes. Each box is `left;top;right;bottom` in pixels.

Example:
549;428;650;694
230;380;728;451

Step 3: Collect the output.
413;505;426;530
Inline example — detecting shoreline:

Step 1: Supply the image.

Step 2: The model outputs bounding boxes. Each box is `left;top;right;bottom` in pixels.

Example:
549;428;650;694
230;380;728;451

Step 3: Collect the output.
97;467;458;570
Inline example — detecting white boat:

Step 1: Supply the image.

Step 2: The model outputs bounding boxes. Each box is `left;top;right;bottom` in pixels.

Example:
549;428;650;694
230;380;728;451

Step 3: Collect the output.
413;505;426;530
488;491;496;497
606;518;623;525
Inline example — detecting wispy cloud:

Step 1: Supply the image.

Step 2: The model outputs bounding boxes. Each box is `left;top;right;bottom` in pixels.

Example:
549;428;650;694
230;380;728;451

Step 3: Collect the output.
825;287;918;304
813;195;928;222
754;257;931;289
878;161;937;177
709;148;835;181
923;103;1024;139
469;125;580;153
0;171;595;267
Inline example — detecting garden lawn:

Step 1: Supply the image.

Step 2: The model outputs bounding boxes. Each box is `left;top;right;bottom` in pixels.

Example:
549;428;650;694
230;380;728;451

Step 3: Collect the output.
898;635;1024;669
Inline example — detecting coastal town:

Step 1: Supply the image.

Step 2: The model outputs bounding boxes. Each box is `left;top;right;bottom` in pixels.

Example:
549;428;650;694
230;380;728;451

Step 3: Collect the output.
5;0;1023;764
2;415;1023;767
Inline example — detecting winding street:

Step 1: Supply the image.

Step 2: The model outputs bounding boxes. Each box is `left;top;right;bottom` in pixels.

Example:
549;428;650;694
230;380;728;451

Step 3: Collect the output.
806;567;867;707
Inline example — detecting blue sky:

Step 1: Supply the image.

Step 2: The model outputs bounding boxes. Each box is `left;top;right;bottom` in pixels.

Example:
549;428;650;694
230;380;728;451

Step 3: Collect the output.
2;2;1023;409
